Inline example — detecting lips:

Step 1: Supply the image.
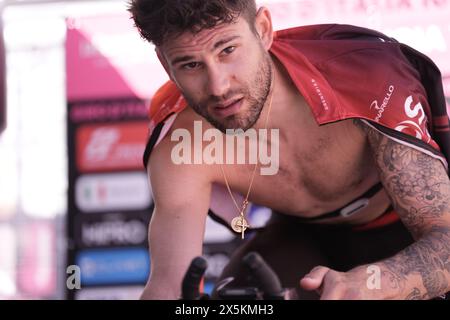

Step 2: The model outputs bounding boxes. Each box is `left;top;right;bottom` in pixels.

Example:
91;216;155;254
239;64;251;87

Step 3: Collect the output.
212;98;244;118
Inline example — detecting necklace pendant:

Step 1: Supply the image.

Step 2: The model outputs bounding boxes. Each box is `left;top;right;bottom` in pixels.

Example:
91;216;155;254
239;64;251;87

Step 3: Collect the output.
231;216;250;239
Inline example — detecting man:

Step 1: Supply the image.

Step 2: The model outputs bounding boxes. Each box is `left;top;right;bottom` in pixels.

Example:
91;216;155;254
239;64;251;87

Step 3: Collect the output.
129;0;450;299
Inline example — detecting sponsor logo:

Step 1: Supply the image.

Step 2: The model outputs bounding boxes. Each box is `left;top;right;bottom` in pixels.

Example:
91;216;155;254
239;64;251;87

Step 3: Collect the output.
311;79;329;110
76;122;147;172
69;100;148;124
395;95;431;142
76;248;150;286
370;85;395;122
75;172;152;213
77;214;148;247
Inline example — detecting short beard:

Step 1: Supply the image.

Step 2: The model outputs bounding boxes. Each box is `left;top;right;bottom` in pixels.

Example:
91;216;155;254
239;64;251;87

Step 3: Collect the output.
185;52;272;133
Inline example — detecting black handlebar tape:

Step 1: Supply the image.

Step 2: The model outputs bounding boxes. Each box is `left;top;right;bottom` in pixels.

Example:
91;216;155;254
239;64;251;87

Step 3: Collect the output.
242;252;283;298
181;256;208;300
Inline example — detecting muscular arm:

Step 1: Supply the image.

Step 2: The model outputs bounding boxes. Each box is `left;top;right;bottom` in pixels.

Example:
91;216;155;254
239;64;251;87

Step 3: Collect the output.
301;121;450;299
363;123;450;299
140;138;213;300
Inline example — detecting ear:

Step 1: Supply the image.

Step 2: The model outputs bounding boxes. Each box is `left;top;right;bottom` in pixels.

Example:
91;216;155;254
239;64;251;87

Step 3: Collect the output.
156;47;174;81
254;7;274;51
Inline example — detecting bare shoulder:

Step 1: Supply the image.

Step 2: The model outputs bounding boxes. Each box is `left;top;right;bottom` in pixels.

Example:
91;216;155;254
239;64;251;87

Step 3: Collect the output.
147;108;217;202
151;108;214;161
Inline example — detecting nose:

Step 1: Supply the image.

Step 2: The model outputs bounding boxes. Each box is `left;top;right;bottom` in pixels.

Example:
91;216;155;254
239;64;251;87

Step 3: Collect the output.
205;64;231;98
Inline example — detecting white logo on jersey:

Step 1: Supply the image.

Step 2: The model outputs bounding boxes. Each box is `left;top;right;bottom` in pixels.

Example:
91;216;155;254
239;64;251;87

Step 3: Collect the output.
371;85;395;122
395;96;431;143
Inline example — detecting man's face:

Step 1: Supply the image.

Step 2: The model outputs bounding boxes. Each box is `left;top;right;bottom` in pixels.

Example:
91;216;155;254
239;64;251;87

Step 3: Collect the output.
159;17;272;132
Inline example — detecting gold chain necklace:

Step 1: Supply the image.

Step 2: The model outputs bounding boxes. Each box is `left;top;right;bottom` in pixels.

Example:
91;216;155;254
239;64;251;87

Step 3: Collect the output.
220;78;275;239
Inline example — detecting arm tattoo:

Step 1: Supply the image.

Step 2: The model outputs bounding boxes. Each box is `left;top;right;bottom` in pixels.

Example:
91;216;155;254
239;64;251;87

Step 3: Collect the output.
383;226;450;299
405;287;426;300
358;120;450;299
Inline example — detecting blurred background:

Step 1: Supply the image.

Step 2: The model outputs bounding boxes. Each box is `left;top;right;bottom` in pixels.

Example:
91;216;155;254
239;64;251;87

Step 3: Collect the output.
0;0;449;300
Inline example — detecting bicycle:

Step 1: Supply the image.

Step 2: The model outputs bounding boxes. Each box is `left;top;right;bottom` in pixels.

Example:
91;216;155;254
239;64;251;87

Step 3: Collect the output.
181;251;298;300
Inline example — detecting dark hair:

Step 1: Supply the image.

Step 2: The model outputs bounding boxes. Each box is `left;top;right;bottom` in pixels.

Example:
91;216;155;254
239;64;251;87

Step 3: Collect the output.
128;0;257;46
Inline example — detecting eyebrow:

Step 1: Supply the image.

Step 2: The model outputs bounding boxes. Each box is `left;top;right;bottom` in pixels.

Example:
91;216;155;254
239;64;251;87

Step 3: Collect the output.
170;35;241;66
171;55;195;66
213;35;240;50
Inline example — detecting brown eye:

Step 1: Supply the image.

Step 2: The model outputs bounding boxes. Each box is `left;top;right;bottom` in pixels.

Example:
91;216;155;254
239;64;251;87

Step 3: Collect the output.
222;46;236;55
182;62;200;70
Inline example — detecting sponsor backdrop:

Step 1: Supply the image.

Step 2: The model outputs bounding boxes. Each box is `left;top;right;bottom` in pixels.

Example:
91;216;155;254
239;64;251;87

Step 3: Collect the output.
65;14;155;300
67;100;152;299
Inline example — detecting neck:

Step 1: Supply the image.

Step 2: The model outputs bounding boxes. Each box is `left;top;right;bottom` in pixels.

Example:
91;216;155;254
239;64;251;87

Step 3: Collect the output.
252;55;300;131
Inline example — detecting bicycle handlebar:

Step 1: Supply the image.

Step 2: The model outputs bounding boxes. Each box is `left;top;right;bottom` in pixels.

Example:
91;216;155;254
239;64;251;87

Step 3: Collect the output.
182;256;208;300
181;251;288;300
242;252;285;299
